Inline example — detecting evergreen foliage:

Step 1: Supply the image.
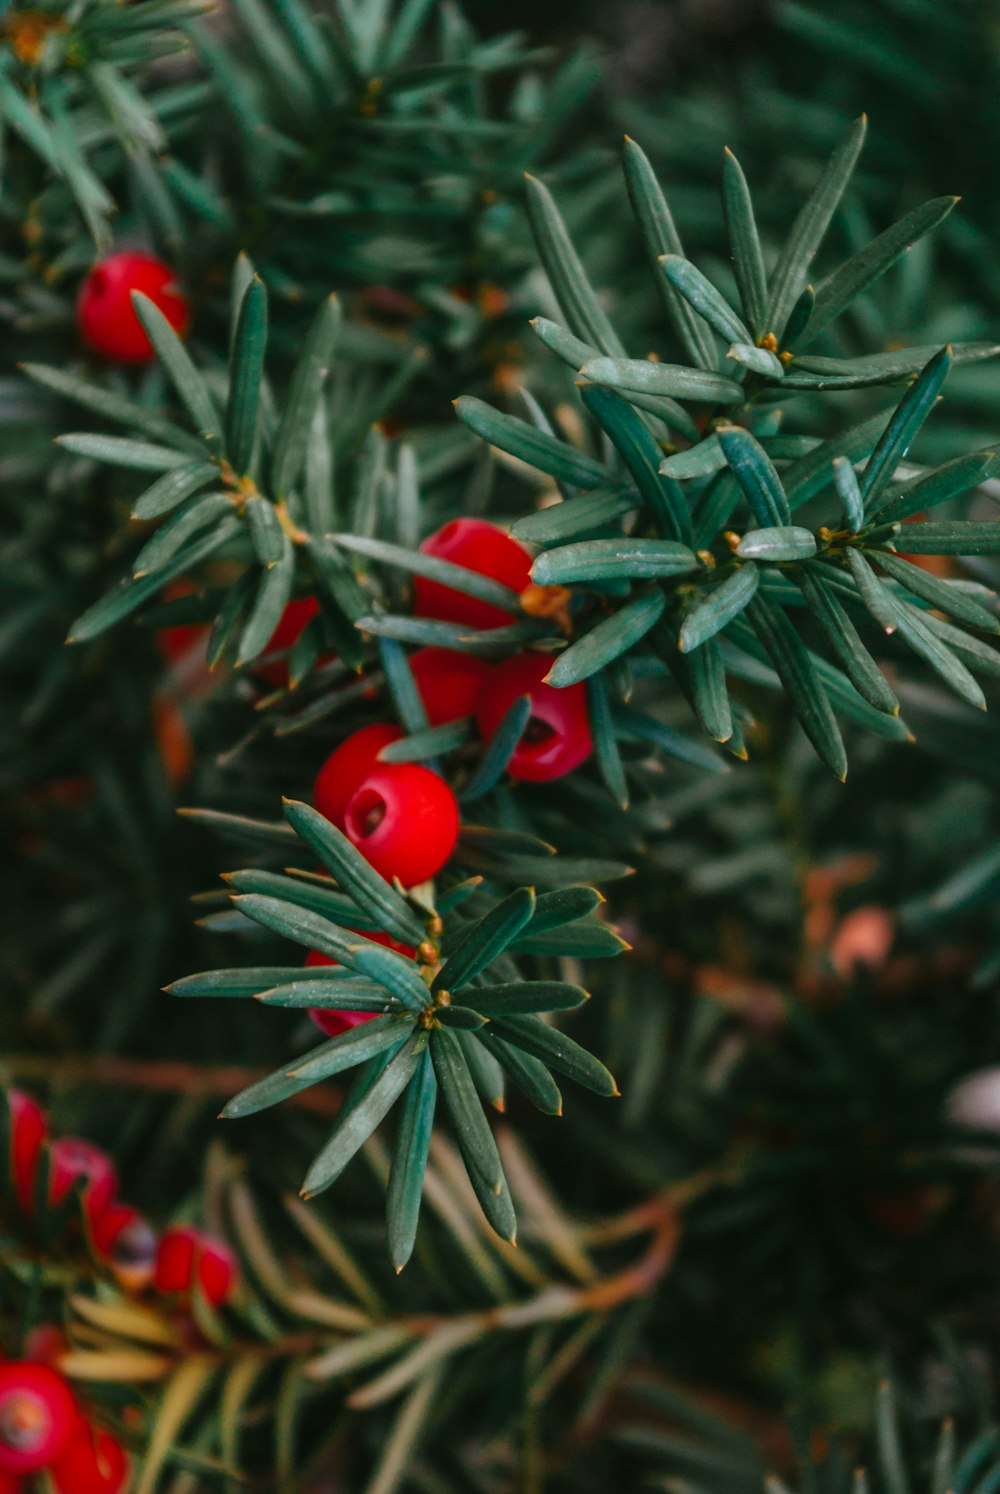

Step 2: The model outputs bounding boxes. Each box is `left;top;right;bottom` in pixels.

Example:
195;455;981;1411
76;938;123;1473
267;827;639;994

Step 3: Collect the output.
4;1;1000;1489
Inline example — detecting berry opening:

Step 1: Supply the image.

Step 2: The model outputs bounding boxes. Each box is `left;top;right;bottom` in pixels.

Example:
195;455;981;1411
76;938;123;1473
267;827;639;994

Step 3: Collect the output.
0;1393;50;1454
522;715;558;747
114;1219;158;1271
347;788;387;840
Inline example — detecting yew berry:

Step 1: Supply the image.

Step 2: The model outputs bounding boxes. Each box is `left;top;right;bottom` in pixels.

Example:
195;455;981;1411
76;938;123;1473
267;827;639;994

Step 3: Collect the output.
153;1226;237;1307
157;617;208;670
305;934;414;1038
156;581;211;687
23;1327;68;1367
413;518;531;630
48;1139;117;1229
342;763;459;886
6;1090;46;1214
314;723;404;830
0;1363;78;1474
92;1205;158;1292
255;596;324;688
409;648;493;726
52;1422;130;1494
77;251;189;363
476;653;592;782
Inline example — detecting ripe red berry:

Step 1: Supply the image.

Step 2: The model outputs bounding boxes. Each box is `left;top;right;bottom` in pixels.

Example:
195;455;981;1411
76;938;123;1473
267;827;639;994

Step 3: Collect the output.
156;581;211;691
413;519;531;630
23;1326;68;1367
255;596;324;687
92;1205;158;1292
48;1139;117;1229
6;1090;46;1214
476;653;592;782
305;933;414;1038
0;1364;78;1474
314;723;404;830
52;1422;130;1494
408;648;493;726
154;1226;237;1307
77;251;189;364
342;763;459;886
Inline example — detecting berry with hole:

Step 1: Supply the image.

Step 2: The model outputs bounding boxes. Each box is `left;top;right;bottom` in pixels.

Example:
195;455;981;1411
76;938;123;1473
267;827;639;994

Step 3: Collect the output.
92;1205;159;1293
476;652;592;782
314;724;404;830
0;1364;78;1474
342;764;459;886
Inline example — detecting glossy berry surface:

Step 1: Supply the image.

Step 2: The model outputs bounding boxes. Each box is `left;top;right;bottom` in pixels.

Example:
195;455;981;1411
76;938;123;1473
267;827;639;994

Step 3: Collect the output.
77;251;189;363
413;519;531;630
154;1226;237;1307
343;764;459;886
0;1363;78;1474
409;648;493;726
48;1139;117;1228
53;1423;130;1494
314;724;403;830
305;935;414;1038
476;653;592;782
7;1090;46;1214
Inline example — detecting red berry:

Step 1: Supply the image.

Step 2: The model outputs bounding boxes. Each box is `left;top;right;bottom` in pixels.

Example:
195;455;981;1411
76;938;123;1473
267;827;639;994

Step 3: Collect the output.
0;1364;78;1474
77;251;189;364
314;724;404;830
475;653;592;782
408;648;493;726
157;582;210;679
255;596;323;687
52;1422;130;1494
413;519;531;630
48;1139;117;1229
6;1090;46;1214
92;1205;158;1292
157;619;208;670
305;934;414;1038
153;1227;237;1307
23;1327;68;1367
342;763;459;887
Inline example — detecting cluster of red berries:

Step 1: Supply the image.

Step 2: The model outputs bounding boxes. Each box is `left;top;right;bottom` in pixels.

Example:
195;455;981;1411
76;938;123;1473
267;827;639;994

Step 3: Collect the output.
0;1351;127;1493
312;519;591;890
304;518;593;1035
3;1091;242;1489
76;248;594;900
6;1091;237;1310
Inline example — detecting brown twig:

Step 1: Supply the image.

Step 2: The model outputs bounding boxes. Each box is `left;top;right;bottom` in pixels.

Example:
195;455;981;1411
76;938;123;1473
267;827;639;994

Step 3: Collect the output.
0;1054;344;1114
